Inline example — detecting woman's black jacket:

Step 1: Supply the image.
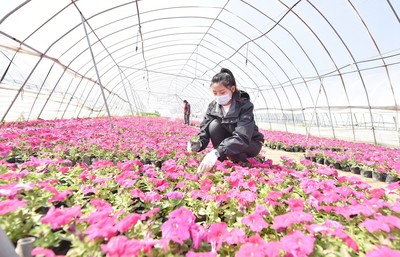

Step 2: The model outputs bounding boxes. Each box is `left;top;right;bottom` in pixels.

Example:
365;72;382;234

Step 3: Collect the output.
197;90;264;160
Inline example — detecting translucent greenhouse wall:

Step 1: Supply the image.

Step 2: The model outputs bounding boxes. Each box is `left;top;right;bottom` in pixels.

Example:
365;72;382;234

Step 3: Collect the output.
1;0;400;147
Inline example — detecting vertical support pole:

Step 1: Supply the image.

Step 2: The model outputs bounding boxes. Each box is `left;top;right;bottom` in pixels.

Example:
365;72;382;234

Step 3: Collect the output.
80;12;113;129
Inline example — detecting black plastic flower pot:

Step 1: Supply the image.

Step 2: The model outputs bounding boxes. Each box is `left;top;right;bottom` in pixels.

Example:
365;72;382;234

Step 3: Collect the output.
333;163;341;170
385;174;399;184
361;169;372;178
342;165;351;172
372;171;387;182
351;166;360;174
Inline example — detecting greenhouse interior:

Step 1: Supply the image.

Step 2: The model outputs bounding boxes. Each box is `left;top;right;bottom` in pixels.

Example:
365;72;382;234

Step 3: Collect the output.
1;1;400;256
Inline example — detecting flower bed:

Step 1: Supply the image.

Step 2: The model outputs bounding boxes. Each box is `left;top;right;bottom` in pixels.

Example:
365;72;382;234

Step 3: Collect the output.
1;117;400;257
262;130;400;183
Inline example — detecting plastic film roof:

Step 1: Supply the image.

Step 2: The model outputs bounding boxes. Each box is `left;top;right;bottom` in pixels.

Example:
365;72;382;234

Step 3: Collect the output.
1;0;400;146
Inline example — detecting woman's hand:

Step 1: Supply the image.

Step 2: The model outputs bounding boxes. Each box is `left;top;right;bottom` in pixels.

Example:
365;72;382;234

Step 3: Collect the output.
197;149;219;174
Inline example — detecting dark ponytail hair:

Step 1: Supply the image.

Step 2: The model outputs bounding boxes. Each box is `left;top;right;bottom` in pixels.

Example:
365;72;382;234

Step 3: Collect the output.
211;68;237;90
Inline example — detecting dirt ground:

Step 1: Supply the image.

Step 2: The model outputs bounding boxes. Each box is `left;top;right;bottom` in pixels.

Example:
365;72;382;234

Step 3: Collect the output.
262;147;389;189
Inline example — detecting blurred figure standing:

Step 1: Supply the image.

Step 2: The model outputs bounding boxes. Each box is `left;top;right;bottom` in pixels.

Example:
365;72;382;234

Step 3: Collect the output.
183;100;191;125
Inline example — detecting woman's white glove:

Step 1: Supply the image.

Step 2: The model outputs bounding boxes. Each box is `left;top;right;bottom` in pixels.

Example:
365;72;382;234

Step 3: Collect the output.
187;140;201;153
197;149;219;174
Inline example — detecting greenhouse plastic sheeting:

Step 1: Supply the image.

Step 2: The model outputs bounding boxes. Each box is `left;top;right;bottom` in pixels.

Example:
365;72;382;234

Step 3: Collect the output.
1;0;400;146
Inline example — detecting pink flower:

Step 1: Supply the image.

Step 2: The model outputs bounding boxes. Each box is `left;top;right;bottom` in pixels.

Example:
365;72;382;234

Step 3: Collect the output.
360;219;390;233
90;198;113;212
161;217;191;244
165;191;183;199
254;204;269;215
200;178;213;191
0;199;27;215
366;245;400;257
369;188;386;199
84;217;118;241
286;198;304;211
161;207;195;245
141;207;160;220
206;222;228;252
225;228;246;245
241;212;269;232
280;230;315;257
169;206;195;222
190;223;207;249
238;190;258;204
41;206;81;229
186;251;217;257
143;191;162;204
272;211;314;231
116;213;141;232
32;247;65;257
49;189;73;202
263;241;283;257
235;243;265;257
101;235;143;257
300;179;320;194
265;191;282;206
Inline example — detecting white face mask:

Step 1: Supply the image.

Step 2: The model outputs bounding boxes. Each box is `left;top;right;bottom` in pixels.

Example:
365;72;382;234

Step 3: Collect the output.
215;91;232;106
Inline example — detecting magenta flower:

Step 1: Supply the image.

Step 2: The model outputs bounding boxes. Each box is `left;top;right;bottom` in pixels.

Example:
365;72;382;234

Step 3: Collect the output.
366;245;400;257
280;230;315;257
116;213;141;232
241;212;269;232
101;235;143;257
0;198;27;215
41;206;81;229
206;222;229;252
272;211;314;231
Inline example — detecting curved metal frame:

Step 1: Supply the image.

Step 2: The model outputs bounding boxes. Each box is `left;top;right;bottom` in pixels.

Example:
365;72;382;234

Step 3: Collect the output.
0;0;399;146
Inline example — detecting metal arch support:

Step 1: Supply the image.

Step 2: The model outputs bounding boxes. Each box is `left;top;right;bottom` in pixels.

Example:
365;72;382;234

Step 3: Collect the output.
79;12;114;128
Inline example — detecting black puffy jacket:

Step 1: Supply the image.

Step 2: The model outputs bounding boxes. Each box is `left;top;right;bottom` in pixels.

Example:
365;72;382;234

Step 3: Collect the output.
198;90;264;160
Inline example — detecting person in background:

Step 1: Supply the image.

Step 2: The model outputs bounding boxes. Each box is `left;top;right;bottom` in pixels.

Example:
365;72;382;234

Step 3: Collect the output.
187;68;264;173
183;100;191;125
